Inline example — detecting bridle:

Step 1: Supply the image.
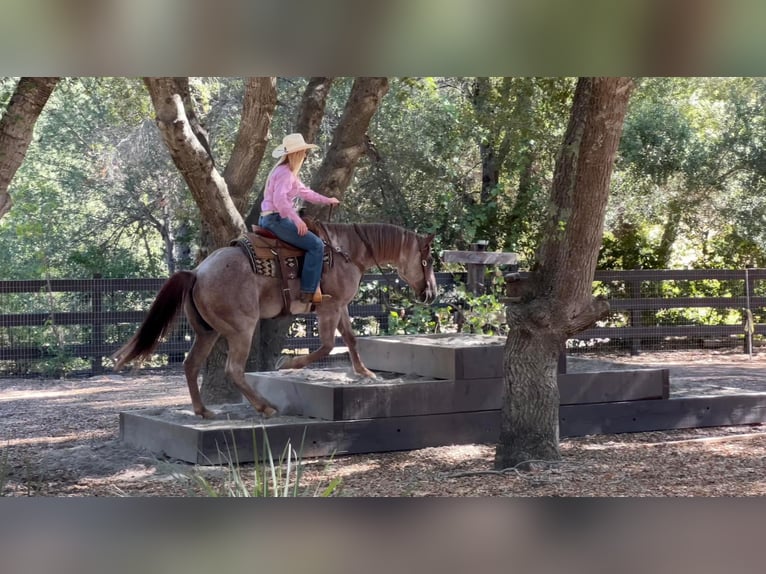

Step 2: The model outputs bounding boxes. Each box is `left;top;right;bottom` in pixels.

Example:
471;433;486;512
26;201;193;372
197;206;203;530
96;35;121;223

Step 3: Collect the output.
353;223;434;303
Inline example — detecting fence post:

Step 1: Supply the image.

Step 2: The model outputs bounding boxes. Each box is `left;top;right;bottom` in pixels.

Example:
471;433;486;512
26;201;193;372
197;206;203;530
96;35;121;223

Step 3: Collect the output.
466;240;489;295
629;278;642;355
744;267;754;356
91;273;104;374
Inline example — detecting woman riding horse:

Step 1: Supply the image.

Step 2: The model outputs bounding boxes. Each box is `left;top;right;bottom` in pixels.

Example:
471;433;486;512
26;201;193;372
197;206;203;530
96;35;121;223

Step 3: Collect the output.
258;133;339;304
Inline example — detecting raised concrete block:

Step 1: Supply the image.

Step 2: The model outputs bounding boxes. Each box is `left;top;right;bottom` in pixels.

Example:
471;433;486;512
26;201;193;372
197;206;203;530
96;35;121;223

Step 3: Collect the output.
245;368;501;420
356;333;506;380
120;404;500;465
120;391;766;465
246;367;670;420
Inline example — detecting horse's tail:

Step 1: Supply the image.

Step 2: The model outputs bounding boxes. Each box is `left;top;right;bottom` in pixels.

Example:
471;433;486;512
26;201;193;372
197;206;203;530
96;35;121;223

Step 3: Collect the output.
112;271;196;369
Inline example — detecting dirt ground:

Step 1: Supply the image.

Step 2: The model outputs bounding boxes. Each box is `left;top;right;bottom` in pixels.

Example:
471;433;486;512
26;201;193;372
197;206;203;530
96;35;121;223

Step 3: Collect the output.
2;348;766;497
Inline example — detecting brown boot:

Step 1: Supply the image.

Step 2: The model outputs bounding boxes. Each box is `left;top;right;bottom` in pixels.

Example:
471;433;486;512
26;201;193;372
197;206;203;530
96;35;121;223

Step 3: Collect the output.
311;286;332;305
299;292;314;303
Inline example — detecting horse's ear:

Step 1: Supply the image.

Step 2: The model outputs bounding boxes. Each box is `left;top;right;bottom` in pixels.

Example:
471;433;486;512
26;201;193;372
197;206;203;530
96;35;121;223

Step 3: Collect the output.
424;233;435;246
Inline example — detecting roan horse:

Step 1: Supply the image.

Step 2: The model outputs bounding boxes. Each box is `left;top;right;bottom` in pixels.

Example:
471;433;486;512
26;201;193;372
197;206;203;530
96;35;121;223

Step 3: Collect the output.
112;221;438;419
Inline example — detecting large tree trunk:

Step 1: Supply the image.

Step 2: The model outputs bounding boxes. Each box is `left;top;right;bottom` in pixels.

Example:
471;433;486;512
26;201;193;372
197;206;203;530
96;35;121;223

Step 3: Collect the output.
0;77;59;220
256;78;388;377
304;77;390;220
223;78;277;213
243;77;333;228
495;77;634;469
203;78;278;404
244;78;336;376
144;77;245;250
471;77;522;246
295;77;335;143
146;76;388;403
144;76;277;404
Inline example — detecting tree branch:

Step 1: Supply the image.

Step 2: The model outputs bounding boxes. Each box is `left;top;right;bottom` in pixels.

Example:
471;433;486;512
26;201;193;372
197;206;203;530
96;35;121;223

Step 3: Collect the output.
143;77;244;249
305;77;389;220
0;77;59;220
223;77;277;214
295;77;334;142
565;297;611;337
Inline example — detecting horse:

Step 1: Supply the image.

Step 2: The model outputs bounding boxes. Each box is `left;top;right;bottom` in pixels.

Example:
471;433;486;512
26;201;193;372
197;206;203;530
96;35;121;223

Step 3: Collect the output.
112;221;438;419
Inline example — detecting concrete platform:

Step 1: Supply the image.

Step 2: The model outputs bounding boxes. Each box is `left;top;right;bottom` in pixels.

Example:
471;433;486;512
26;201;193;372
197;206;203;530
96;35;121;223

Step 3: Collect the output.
119;392;766;465
119;404;500;465
245;367;670;420
356;333;506;380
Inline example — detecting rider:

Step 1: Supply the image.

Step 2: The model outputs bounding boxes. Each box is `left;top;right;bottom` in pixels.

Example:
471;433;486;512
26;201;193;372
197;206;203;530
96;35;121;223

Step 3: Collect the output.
258;133;340;304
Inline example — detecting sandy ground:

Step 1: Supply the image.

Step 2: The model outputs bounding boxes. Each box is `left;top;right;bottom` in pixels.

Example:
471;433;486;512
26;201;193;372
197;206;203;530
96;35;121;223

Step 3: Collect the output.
2;348;766;496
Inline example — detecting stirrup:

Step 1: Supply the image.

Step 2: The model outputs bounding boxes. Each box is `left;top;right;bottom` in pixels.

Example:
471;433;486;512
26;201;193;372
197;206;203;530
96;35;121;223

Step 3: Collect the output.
312;285;332;304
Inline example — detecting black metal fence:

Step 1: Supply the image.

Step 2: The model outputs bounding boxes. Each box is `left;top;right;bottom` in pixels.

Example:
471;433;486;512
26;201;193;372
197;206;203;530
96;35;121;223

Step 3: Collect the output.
0;273;460;376
573;268;766;354
1;268;765;376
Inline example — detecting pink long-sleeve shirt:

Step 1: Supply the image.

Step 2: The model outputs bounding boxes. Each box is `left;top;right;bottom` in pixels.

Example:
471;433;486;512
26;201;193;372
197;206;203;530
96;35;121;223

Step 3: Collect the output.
262;164;334;225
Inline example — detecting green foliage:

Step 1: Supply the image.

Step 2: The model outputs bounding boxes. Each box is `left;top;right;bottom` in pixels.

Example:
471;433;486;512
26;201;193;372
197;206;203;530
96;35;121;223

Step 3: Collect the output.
599;223;665;270
5;75;766;287
189;427;342;497
385;274;509;337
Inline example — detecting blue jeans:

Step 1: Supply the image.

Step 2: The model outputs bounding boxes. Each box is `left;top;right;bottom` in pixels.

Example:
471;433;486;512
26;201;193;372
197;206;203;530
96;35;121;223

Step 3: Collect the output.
258;213;324;294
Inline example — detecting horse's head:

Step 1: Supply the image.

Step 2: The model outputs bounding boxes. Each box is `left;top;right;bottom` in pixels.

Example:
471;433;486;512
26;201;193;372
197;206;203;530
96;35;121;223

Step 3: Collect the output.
399;233;438;304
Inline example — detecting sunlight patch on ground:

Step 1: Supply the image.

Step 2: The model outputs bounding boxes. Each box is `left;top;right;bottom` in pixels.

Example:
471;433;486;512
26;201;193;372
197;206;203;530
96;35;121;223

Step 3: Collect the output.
2;430;112;447
0;386;124;402
577;432;766;452
408;444;494;464
303;458;381;479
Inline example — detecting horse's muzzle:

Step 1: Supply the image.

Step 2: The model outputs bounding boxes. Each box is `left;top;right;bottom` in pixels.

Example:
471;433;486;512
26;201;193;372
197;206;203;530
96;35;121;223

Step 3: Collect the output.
419;283;438;305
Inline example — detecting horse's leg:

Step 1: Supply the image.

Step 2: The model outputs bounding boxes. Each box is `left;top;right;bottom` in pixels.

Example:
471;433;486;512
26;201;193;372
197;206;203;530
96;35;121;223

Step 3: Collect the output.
224;331;277;417
183;328;220;419
280;307;341;370
337;307;376;378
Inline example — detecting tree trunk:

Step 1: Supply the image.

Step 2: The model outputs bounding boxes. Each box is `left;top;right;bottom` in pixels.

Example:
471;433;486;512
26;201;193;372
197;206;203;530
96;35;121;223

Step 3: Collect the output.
223;77;277;214
656;198;683;268
143;77;245;250
495;77;634;469
471;77;521;245
295;77;335;142
147;77;388;402
305;77;390;220
256;78;389;378
243;77;332;228
144;77;277;403
244;78;336;376
0;77;59;220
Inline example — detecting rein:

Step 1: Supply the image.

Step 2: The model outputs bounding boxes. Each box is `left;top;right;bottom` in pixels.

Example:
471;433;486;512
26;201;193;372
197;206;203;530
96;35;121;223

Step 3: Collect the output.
353;223;397;284
353;223;433;304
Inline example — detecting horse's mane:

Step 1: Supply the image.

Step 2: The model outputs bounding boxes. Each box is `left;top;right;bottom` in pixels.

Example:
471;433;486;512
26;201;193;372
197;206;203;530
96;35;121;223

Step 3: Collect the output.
325;222;416;261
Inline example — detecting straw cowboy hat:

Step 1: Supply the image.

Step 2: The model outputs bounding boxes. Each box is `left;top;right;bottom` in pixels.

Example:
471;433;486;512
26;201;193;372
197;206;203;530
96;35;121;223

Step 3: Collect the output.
271;133;319;159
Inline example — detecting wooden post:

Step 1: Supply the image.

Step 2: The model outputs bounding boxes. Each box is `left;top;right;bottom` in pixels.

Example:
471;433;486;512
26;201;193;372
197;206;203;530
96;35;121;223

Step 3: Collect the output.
441;247;518;295
629;278;642;355
91;274;104;374
744;267;754;356
467;240;489;295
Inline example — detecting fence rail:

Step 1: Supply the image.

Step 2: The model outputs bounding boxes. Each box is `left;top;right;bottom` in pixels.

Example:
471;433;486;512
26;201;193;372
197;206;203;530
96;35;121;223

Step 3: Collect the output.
0;273;459;376
2;268;766;376
572;268;766;353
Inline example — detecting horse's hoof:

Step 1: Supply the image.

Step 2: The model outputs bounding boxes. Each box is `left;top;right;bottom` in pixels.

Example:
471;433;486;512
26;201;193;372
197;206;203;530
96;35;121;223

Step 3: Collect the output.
275;355;290;370
359;369;376;379
261;406;278;418
197;409;216;419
